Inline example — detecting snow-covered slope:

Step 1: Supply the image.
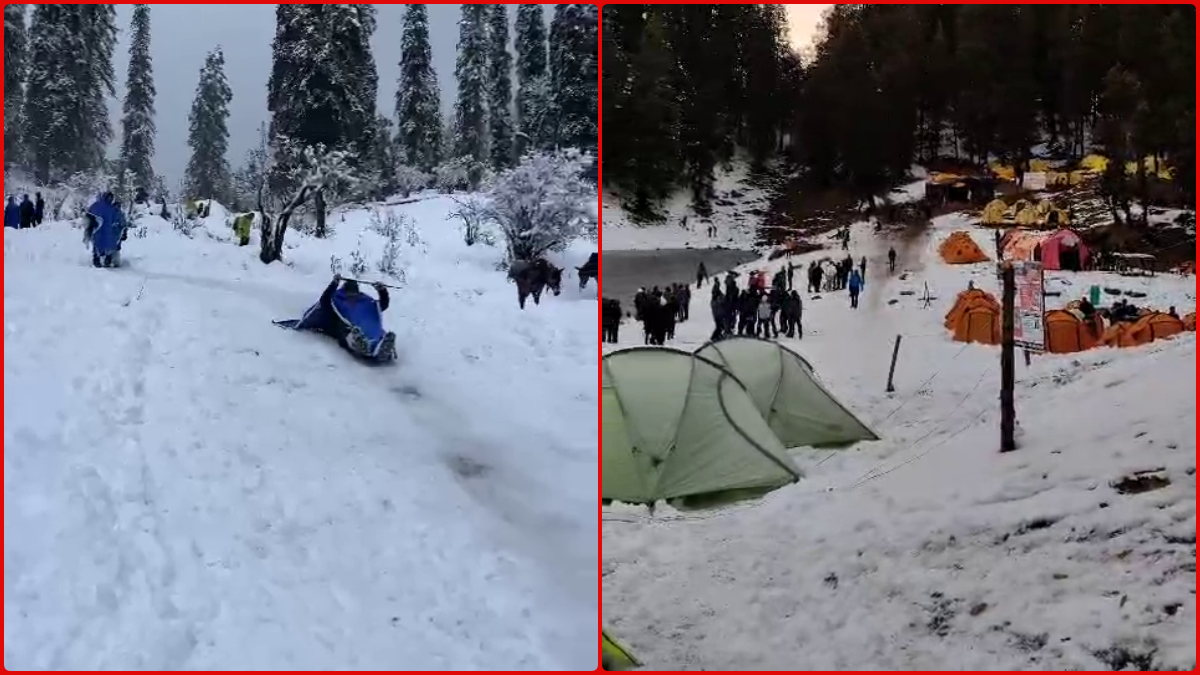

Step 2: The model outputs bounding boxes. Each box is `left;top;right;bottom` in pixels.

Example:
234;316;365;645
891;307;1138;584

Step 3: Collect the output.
602;214;1196;670
5;196;598;670
602;160;771;251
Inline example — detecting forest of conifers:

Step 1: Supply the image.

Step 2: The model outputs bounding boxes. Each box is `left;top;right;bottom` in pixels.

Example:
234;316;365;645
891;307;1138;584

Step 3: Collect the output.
602;4;1195;220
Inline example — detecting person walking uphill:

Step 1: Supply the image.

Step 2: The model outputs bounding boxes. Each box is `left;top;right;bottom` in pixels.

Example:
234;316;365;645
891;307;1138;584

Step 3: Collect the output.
848;268;864;309
18;195;35;229
696;261;708;288
34;192;45;226
85;192;128;268
888;246;897;274
5;196;19;229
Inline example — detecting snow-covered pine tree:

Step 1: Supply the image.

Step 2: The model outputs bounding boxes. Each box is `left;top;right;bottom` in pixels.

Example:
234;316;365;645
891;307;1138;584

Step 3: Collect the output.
119;4;157;193
79;6;118;173
268;4;378;193
4;4;27;167
549;4;598;152
23;5;83;182
454;4;489;178
23;5;115;182
372;114;397;199
487;5;514;171
184;48;233;202
395;4;443;172
515;4;550;154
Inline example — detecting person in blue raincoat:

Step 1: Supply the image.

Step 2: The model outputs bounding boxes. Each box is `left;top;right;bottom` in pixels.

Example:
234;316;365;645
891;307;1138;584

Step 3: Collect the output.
85;192;127;268
4;196;19;228
848;268;864;310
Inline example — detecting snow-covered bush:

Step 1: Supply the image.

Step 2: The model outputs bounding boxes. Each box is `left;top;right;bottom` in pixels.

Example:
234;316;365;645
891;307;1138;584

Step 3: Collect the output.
329;254;344;276
369;206;423;285
433;156;482;193
349;233;369;278
483;150;597;263
449;196;495;248
394;165;431;198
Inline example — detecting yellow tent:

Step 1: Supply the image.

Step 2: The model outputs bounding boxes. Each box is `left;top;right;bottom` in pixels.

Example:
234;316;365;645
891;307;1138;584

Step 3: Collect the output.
981;198;1009;225
1080;154;1108;173
988;162;1016;182
1015;206;1040;227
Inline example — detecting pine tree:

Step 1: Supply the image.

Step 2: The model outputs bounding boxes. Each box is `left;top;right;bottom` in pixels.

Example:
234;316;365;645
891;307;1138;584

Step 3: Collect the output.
514;4;549;153
4;4;27;166
268;4;378;189
454;4;489;171
79;6;118;173
487;5;514;171
372;114;397;198
184;48;233;201
549;4;598;152
395;4;442;172
119;4;157;192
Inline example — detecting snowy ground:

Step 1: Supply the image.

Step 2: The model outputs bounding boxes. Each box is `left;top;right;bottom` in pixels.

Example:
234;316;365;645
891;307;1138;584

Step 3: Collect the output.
602;161;770;251
602;213;1196;670
5;196;598;670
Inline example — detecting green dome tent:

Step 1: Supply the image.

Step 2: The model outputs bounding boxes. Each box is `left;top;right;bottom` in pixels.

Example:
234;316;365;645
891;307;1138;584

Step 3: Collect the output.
602;628;640;670
696;337;878;450
602;347;801;510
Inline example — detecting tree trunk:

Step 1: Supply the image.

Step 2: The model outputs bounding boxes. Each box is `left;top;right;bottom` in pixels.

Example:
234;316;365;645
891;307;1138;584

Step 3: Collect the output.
314;189;327;238
259;185;312;264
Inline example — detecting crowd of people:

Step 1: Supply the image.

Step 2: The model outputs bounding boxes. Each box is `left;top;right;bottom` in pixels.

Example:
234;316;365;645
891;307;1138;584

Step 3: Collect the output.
600;232;899;347
4;193;46;229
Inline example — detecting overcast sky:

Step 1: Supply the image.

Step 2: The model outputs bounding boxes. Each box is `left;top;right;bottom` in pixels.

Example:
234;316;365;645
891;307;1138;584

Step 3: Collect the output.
784;4;830;59
107;4;550;186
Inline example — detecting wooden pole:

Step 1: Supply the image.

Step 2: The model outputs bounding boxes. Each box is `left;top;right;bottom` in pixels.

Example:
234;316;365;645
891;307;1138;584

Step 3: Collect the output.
886;335;902;393
1000;263;1017;452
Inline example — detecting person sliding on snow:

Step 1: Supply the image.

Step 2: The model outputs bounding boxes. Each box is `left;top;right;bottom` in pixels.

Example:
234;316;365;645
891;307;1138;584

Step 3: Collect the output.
317;275;397;361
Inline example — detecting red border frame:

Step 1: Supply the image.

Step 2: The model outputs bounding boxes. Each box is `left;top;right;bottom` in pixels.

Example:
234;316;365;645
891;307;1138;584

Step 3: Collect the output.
596;1;1199;672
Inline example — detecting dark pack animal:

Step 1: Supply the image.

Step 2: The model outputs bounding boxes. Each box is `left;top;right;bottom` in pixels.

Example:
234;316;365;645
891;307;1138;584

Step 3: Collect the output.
509;258;563;310
577;252;599;290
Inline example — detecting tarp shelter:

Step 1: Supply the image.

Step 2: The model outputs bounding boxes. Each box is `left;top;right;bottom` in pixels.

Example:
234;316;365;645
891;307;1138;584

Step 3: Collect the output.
939;231;989;265
945;288;1001;346
1044;309;1099;354
696;338;878;450
602;629;640;671
1040;229;1089;271
1080;154;1108;174
602;347;802;509
1002;230;1050;262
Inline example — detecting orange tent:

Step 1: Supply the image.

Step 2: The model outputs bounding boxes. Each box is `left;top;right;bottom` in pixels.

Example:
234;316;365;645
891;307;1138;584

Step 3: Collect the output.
1043;310;1099;354
1184;312;1196;331
1128;312;1186;343
1101;312;1186;349
939;232;990;265
945;288;1001;345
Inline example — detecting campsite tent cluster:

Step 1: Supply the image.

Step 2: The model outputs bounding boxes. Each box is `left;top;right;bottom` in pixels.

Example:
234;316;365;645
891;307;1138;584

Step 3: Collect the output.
980;197;1072;230
938;228;1090;272
602;337;878;510
944;288;1194;354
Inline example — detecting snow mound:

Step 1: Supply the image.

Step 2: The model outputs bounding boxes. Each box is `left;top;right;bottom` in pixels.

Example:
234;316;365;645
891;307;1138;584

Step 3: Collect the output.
4;196;597;670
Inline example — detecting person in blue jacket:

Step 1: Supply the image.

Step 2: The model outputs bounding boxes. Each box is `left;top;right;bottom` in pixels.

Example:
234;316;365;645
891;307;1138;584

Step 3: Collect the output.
4;196;18;228
848;268;864;309
85;192;127;268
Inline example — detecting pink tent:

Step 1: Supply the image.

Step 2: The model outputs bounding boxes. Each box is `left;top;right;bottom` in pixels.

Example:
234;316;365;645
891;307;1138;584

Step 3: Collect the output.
1041;228;1089;271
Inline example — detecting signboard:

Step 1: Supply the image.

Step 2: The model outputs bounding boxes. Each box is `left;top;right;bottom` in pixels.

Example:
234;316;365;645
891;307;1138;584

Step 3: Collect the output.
1012;261;1045;351
1023;171;1047;191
